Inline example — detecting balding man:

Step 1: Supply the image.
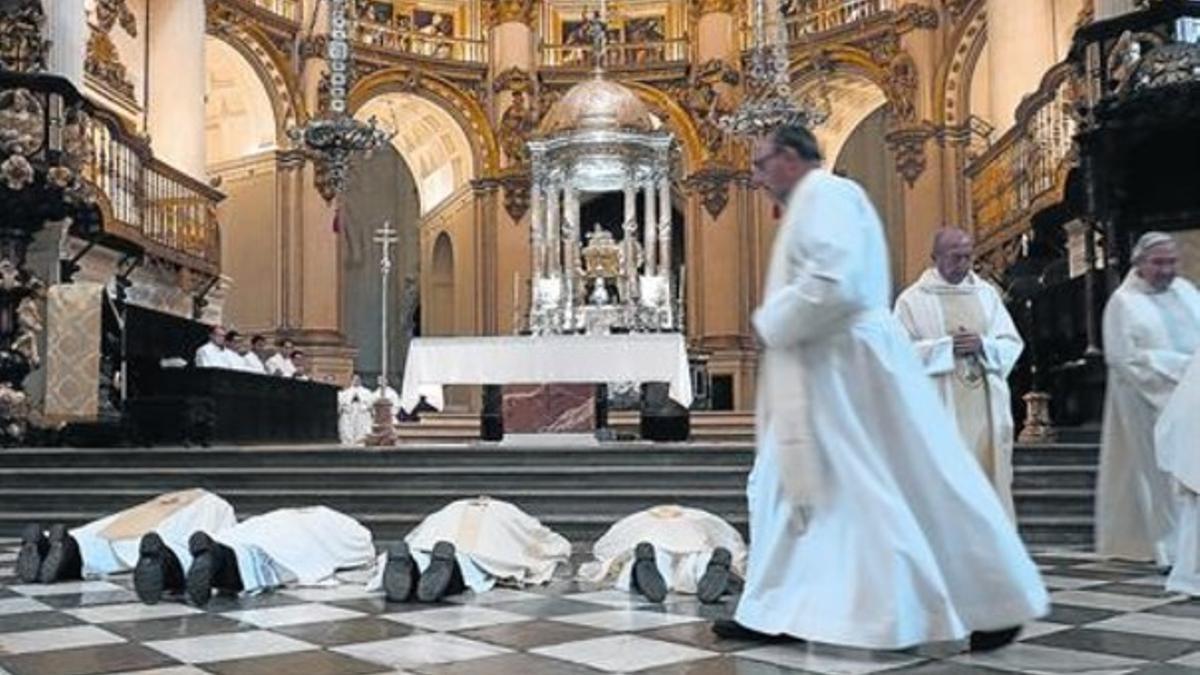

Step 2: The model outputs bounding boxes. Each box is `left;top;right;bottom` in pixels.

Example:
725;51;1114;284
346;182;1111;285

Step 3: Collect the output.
894;228;1024;518
1098;231;1200;566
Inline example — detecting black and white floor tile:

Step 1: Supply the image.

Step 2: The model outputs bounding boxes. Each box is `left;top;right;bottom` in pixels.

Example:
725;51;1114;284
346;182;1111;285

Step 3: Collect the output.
0;542;1197;675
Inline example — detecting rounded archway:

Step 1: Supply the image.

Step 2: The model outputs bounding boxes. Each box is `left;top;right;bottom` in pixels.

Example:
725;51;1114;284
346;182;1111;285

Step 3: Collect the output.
204;35;280;332
429;232;456;336
356;93;475;215
795;71;890;169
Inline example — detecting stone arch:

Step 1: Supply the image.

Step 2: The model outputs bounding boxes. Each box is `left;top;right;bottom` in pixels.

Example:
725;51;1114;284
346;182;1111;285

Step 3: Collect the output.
205;36;278;164
621;81;706;174
935;3;989;127
790;49;893;165
428;232;456;336
350;67;501;178
205;20;304;145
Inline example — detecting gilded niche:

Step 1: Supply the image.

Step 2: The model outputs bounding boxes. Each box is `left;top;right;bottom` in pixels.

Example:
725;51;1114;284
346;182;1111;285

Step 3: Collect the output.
85;0;139;103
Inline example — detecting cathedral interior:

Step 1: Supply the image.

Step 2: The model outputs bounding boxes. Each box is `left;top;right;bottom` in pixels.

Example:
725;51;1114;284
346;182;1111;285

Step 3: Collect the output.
3;0;1200;673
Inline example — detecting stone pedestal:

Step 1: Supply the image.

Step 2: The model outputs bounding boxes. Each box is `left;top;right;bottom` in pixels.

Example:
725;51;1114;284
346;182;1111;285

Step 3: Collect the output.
365;396;396;446
1018;391;1057;443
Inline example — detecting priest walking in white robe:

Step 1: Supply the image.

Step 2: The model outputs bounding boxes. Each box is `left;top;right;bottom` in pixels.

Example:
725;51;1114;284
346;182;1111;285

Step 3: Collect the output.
1156;349;1200;595
720;125;1047;651
894;228;1024;518
1098;231;1200;566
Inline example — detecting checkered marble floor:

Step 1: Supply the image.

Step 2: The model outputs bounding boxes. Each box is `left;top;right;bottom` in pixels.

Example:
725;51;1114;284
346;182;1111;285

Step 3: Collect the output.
0;543;1198;675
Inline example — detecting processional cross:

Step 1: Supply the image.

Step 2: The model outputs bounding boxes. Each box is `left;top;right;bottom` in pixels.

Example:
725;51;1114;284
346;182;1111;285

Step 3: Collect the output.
367;220;399;446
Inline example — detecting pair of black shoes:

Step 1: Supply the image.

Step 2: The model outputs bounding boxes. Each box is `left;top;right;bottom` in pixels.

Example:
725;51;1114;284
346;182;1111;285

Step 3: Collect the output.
185;531;244;606
132;533;186;604
631;542;737;604
382;541;466;603
17;523;82;584
709;619;1022;652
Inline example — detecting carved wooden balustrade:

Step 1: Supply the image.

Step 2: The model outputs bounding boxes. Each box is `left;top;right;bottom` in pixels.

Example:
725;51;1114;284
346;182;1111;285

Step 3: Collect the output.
539;36;690;69
781;0;894;42
356;18;487;64
966;62;1077;260
81;107;223;274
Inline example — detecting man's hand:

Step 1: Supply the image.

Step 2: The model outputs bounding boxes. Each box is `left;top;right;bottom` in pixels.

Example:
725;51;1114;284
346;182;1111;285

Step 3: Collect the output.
953;332;983;357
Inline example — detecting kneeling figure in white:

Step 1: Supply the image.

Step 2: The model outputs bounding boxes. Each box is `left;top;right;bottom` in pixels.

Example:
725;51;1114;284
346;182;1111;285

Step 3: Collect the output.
370;497;570;602
580;505;745;603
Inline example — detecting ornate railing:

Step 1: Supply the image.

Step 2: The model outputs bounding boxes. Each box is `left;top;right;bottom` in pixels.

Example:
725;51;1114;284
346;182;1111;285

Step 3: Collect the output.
782;0;893;42
249;0;300;21
540;37;689;68
81;108;223;271
355;19;487;63
967;62;1077;246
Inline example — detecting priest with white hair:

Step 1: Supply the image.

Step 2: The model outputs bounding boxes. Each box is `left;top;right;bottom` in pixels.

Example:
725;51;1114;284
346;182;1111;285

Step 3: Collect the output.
720;124;1047;651
372;497;571;602
894;228;1024;518
579;505;746;604
1156;350;1200;595
1098;231;1200;566
16;489;237;604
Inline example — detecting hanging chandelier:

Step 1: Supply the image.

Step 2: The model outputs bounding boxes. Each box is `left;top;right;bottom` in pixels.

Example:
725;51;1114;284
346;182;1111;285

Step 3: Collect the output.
719;0;831;136
288;0;391;200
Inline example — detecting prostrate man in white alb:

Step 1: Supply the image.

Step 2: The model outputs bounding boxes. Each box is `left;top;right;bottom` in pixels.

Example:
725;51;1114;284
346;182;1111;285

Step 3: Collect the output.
719;124;1047;651
894;228;1024;517
265;338;296;377
194;325;237;369
579;505;745;604
1155;349;1200;596
338;374;376;445
16;489;237;604
1098;231;1200;566
185;506;376;605
373;497;570;602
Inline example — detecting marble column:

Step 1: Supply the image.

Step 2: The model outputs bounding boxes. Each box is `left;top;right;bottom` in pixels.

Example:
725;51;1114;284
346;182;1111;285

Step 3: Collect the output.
643;181;658;277
45;0;86;86
564;184;579;327
530;181;545;280
546;183;561;276
623;183;638;299
146;0;207;179
657;175;672;286
987;0;1056;135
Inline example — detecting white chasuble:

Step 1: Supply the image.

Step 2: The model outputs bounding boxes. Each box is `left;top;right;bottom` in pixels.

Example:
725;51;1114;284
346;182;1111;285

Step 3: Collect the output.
1157;351;1200;595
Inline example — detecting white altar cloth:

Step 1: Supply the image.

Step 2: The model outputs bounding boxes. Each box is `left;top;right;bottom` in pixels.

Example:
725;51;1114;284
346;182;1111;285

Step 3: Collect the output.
399;334;693;412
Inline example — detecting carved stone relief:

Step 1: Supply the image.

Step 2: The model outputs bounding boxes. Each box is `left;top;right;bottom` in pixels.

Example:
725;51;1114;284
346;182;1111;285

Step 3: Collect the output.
85;0;138;102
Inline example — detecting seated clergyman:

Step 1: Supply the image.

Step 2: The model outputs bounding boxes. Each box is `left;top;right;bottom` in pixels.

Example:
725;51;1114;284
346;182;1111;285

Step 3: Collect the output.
579;505;746;603
16;489;237;604
371;497;571;603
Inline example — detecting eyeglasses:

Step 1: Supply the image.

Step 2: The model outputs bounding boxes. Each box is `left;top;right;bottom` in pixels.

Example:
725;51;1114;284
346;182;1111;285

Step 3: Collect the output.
752;147;785;171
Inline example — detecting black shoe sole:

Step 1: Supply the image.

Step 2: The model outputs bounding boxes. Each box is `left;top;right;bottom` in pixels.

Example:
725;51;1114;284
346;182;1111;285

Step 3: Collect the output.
416;541;457;603
134;533;167;605
186;531;216;607
696;547;732;604
969;626;1022;652
383;542;417;603
38;525;71;584
632;542;668;603
16;523;44;584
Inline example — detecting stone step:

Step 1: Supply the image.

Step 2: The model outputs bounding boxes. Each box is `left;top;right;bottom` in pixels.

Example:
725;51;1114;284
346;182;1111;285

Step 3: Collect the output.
1013;489;1096;516
1013;465;1097;489
0;466;750;489
1012;443;1100;466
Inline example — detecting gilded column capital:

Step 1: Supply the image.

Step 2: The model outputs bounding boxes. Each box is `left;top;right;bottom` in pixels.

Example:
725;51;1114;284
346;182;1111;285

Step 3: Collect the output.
482;0;537;29
690;0;736;17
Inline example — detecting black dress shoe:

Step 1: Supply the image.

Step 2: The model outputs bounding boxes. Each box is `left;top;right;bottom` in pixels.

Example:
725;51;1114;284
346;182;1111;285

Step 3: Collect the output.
696;547;733;604
969;626;1022;652
134;533;184;604
417;541;462;602
382;541;418;603
711;618;784;641
38;525;82;584
186;531;217;606
17;523;47;583
631;541;667;603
